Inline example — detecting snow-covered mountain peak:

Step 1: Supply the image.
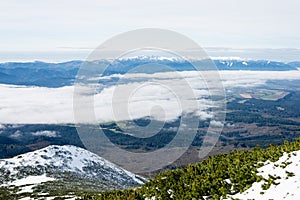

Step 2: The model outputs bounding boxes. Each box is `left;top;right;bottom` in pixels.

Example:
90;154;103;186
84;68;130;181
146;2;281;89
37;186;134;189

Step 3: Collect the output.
0;145;146;192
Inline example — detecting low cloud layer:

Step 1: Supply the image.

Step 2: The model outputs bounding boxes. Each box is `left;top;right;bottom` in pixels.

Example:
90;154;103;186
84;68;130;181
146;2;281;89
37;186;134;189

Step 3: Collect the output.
0;70;299;124
31;130;59;137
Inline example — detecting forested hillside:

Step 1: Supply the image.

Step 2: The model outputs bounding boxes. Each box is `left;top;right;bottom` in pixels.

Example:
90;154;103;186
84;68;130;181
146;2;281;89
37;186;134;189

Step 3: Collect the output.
81;138;300;200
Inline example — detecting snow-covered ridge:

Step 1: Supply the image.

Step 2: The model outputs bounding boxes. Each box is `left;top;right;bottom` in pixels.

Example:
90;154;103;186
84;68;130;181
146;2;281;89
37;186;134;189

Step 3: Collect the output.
0;145;146;188
114;55;185;62
113;55;253;62
210;56;245;61
112;55;250;63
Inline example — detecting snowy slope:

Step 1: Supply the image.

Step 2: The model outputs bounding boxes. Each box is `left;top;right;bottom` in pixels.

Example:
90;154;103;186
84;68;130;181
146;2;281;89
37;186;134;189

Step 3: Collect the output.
0;145;146;192
227;150;300;200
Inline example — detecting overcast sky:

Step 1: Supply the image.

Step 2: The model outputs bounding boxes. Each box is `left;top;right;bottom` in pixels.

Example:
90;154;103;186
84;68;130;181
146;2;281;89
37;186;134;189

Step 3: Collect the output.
0;0;299;60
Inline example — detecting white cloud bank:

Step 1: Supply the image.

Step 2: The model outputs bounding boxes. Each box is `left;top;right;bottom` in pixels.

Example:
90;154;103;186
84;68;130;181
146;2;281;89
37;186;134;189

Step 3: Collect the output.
0;70;299;124
31;131;59;137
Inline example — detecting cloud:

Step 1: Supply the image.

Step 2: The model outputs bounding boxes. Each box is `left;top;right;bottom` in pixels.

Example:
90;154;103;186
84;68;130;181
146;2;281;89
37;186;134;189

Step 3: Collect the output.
0;85;74;124
210;120;224;128
9;131;22;139
0;0;300;55
31;131;59;137
0;70;299;124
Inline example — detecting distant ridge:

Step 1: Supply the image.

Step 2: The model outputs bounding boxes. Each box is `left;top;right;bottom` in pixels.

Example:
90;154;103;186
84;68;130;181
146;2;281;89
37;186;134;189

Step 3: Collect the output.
0;58;298;87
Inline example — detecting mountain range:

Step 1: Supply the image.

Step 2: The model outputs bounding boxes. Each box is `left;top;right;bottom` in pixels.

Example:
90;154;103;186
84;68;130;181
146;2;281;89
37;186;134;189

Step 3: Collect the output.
0;58;298;87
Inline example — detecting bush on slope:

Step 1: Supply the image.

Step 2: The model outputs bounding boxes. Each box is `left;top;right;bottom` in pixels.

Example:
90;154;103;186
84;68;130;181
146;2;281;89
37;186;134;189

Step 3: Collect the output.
81;138;300;200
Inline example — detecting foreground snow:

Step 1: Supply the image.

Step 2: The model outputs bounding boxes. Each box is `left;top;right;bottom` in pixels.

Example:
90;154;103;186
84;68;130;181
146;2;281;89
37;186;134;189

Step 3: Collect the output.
3;174;55;187
2;174;55;194
227;150;300;200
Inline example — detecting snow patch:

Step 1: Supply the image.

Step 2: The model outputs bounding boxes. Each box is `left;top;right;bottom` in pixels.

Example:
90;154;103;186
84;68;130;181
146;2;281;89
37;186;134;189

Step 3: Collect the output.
242;61;248;66
227;150;300;200
10;174;55;187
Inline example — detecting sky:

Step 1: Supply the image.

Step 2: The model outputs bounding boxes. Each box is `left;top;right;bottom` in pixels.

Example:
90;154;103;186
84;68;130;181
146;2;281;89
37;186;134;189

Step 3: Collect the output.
0;0;300;61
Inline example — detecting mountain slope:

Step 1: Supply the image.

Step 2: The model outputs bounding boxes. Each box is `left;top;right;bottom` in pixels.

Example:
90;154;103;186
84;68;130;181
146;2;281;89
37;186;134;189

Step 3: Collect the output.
227;150;300;199
82;138;300;200
0;145;146;199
